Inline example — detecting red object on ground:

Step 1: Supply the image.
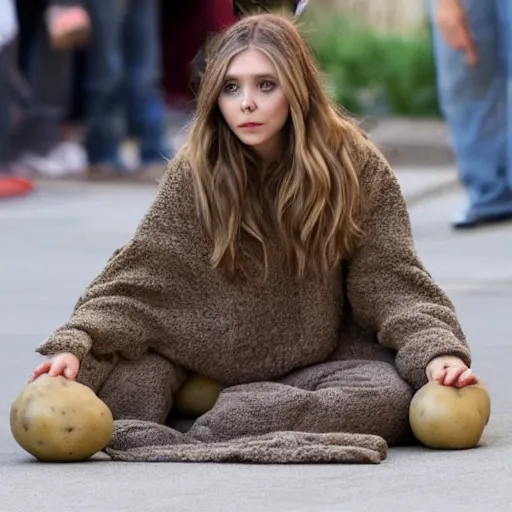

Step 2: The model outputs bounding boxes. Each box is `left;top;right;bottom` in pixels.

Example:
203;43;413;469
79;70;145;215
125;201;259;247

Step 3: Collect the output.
0;176;34;198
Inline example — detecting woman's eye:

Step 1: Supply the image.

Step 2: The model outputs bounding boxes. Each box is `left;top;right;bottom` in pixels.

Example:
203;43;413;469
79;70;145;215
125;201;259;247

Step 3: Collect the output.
260;80;275;92
223;83;238;94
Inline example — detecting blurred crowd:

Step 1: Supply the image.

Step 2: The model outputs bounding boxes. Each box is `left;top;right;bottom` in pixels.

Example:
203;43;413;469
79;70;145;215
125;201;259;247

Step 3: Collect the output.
0;0;304;183
3;0;509;229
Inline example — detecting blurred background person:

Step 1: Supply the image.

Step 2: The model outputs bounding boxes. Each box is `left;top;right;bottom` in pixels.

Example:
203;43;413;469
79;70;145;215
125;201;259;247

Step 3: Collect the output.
12;0;89;178
83;0;170;180
0;0;80;197
15;0;169;181
430;0;512;229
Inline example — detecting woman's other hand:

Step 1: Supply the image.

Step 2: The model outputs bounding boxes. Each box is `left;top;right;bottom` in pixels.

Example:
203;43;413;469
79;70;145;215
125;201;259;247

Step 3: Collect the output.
426;354;478;388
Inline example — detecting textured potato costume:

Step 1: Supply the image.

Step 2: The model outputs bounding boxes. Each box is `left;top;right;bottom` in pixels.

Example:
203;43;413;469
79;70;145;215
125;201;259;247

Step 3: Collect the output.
36;140;471;463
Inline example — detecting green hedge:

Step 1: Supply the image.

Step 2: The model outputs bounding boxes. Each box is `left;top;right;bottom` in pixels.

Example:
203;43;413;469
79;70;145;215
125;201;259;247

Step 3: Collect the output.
303;14;441;117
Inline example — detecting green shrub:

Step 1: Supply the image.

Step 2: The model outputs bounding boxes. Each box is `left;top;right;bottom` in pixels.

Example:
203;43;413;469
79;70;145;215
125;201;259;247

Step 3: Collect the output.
303;14;441;117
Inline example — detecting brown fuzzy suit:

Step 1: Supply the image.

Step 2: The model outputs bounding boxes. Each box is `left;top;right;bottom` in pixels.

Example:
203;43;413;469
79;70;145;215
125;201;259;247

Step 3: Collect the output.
36;139;471;463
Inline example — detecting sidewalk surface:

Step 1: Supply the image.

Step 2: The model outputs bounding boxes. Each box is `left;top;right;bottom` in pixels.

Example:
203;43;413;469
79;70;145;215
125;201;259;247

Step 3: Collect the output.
366;117;454;168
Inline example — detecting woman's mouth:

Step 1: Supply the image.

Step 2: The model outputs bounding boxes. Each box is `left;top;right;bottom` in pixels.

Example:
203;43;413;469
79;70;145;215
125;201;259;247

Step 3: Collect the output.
239;122;263;128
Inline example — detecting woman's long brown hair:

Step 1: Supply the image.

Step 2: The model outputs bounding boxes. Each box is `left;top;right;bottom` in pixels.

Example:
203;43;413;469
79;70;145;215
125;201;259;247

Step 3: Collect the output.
182;14;365;281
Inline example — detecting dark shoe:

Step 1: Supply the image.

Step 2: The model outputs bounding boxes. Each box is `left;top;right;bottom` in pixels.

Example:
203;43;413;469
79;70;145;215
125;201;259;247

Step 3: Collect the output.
451;211;512;230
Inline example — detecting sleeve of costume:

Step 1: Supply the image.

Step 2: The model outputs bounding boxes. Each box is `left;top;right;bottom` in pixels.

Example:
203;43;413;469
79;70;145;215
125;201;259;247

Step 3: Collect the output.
35;157;197;362
346;141;471;390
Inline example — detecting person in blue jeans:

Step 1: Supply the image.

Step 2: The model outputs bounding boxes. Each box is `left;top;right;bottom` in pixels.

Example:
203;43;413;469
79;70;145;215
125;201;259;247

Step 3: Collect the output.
85;0;171;179
430;0;512;229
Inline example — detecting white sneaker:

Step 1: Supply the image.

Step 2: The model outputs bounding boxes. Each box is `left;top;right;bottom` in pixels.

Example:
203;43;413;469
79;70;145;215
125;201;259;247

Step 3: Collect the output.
12;141;87;178
52;141;88;174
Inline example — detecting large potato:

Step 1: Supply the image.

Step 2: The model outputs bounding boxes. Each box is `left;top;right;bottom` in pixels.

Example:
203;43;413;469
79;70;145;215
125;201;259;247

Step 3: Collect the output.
409;381;491;450
10;374;114;462
174;374;224;417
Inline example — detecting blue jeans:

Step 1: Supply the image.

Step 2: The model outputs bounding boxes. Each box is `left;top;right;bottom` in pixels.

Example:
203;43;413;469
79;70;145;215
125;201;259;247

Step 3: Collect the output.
85;0;169;167
430;0;512;219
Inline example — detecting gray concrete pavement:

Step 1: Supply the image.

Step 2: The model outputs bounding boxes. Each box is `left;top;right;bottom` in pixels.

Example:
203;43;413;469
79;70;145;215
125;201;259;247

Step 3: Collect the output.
1;170;511;512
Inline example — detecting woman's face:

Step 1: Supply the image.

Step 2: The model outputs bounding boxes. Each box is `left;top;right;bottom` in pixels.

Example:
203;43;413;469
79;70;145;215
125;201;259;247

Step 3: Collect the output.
217;48;290;162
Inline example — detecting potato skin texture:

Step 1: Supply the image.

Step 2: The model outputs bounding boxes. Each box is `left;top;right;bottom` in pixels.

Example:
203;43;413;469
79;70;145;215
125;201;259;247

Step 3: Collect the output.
174;374;225;417
409;381;491;450
10;375;114;462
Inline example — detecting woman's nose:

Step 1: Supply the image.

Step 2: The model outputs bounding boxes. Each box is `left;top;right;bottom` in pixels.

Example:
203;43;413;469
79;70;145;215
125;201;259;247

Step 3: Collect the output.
241;90;256;112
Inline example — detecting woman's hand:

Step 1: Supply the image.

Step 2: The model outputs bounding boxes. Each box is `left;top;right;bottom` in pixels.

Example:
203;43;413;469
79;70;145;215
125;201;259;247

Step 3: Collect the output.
426;355;478;388
30;352;80;382
435;0;477;66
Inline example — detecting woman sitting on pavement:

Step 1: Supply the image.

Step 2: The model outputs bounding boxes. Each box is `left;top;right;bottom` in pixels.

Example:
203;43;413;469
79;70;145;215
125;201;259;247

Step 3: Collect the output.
30;14;478;462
